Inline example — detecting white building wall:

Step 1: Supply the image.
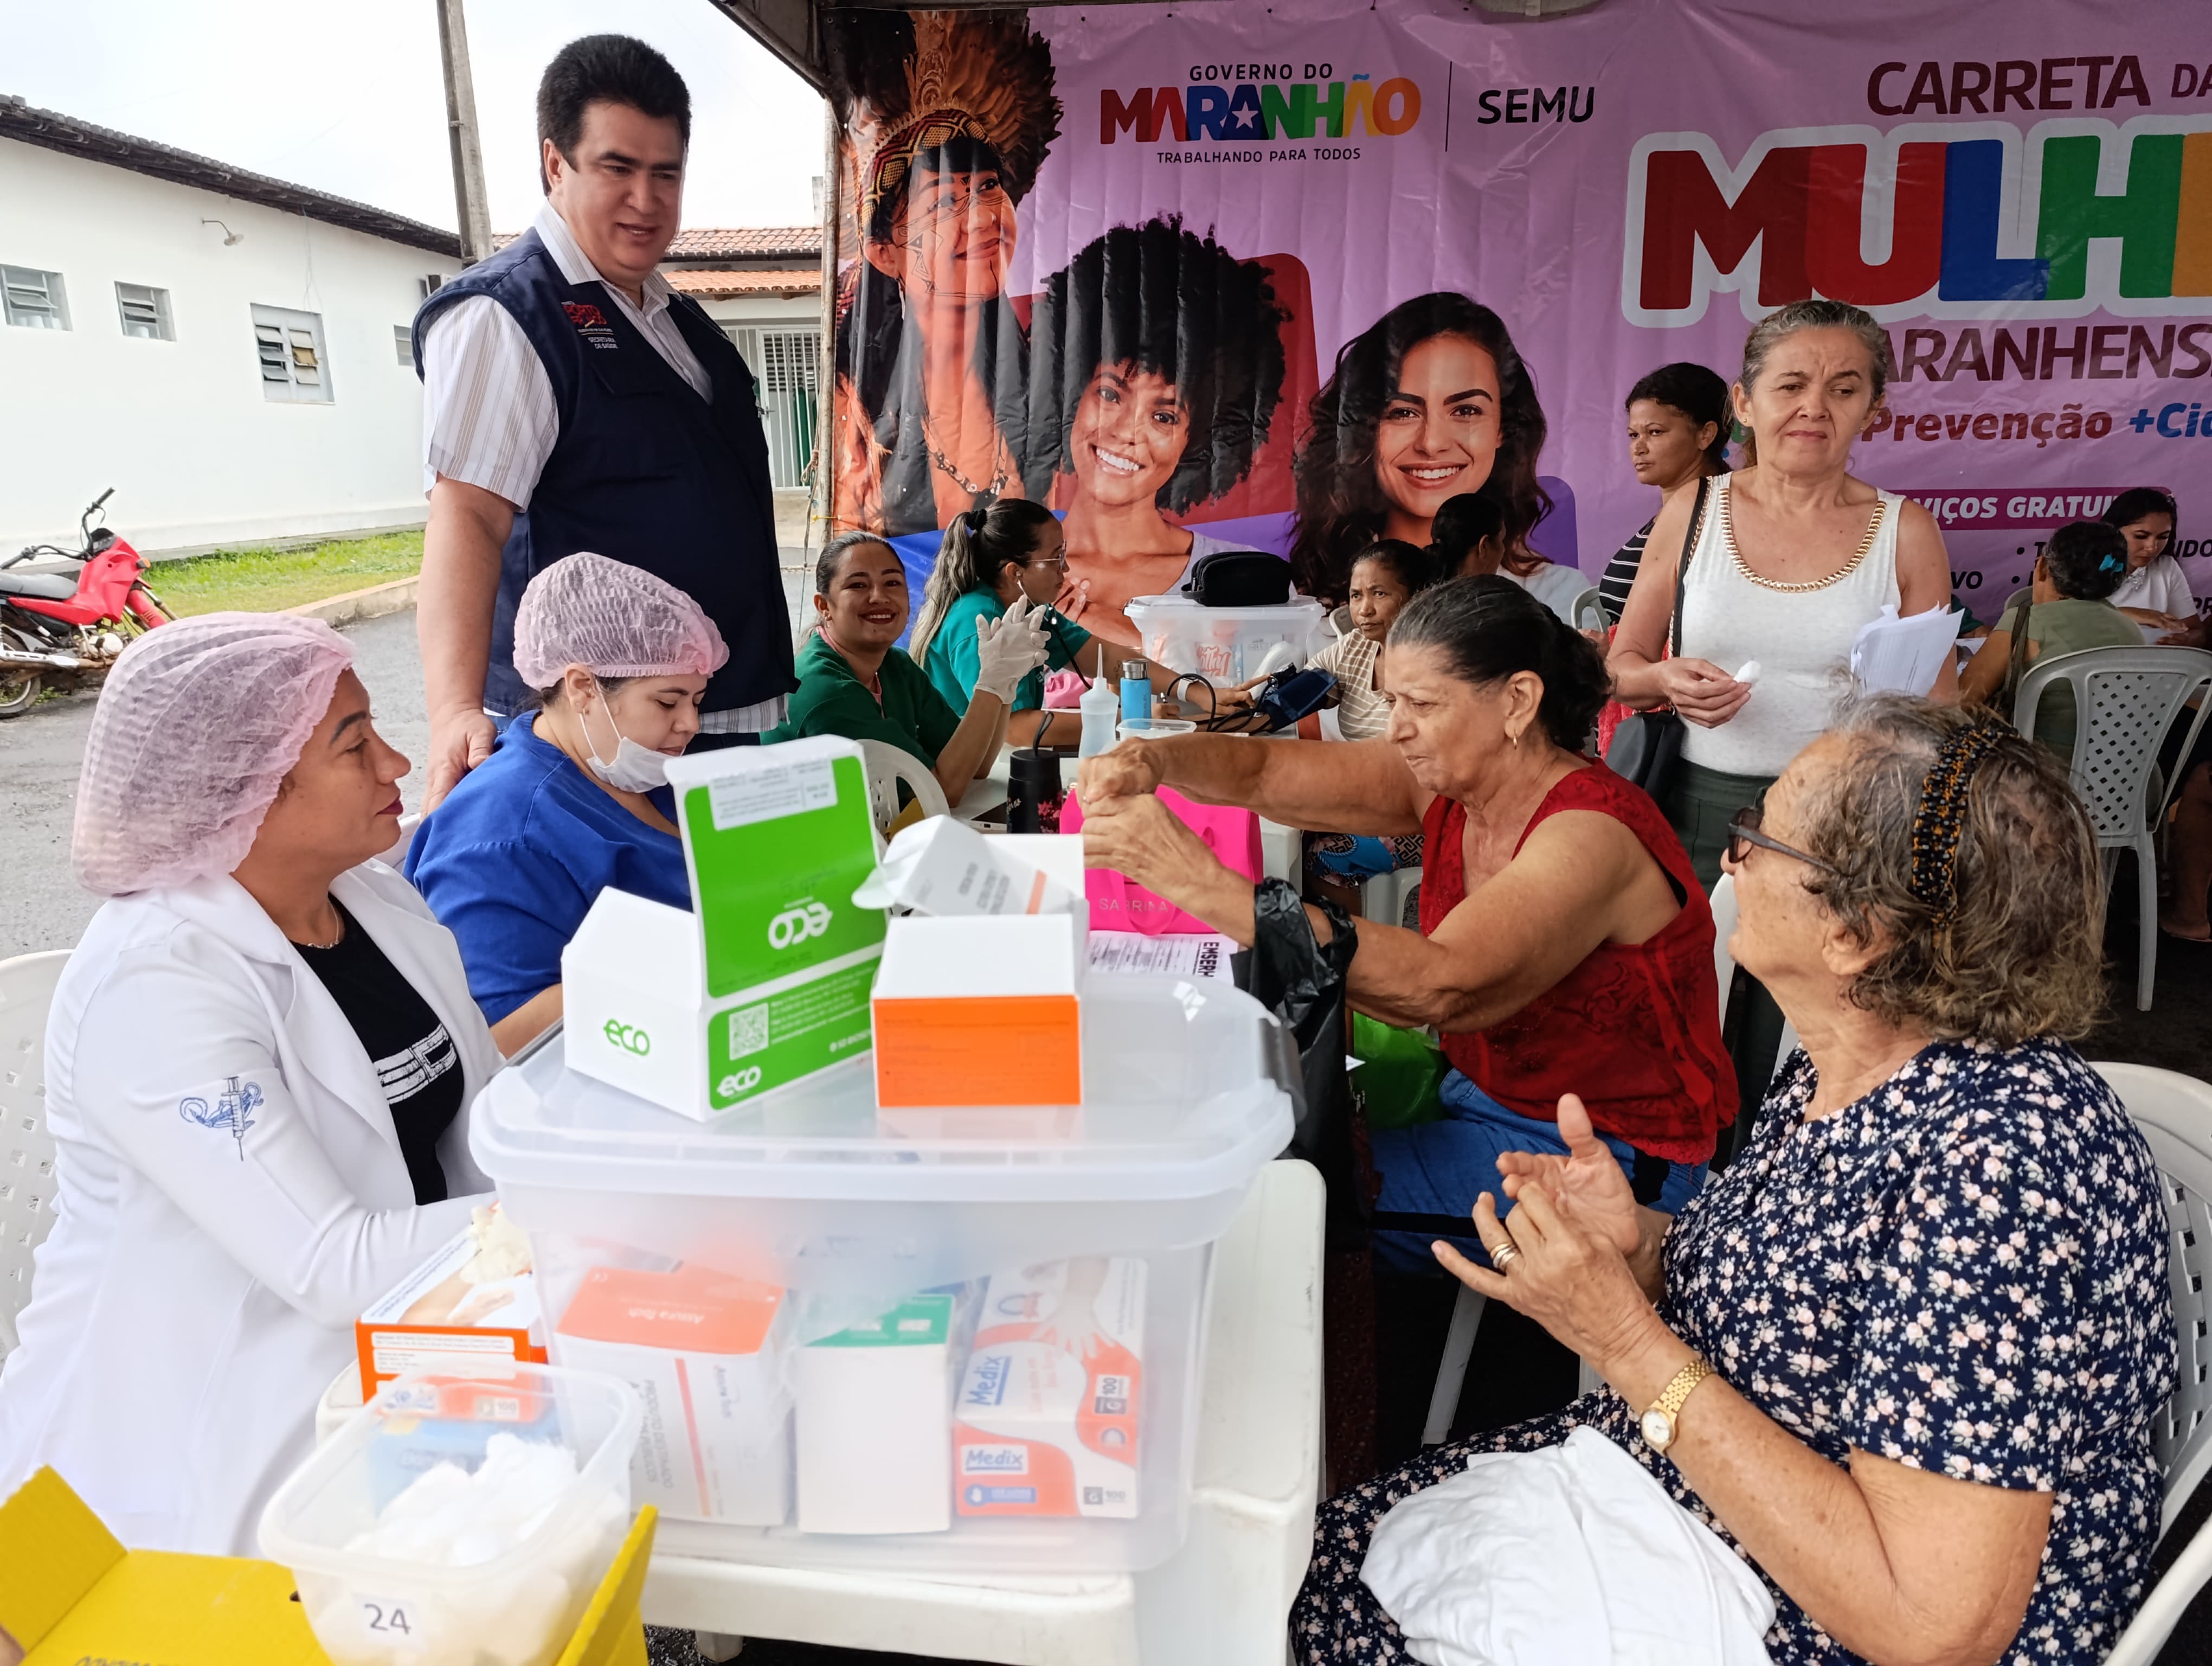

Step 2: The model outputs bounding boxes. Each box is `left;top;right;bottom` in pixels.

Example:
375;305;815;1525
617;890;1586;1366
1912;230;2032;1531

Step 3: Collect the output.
0;138;452;556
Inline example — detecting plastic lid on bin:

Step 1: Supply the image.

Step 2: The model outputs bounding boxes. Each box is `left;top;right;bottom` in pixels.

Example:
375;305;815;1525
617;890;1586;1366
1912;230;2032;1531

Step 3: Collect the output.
470;976;1294;1203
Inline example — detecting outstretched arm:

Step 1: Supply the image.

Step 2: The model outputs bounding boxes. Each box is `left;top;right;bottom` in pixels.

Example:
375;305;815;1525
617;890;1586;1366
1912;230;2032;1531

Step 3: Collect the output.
1078;731;1427;836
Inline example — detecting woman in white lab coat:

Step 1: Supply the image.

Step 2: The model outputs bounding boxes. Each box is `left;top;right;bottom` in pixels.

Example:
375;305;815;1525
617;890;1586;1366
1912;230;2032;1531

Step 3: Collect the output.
0;614;500;1555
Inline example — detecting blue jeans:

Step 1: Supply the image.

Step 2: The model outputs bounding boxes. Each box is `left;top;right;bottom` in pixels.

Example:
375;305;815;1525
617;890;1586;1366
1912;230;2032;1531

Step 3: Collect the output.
1368;1070;1707;1275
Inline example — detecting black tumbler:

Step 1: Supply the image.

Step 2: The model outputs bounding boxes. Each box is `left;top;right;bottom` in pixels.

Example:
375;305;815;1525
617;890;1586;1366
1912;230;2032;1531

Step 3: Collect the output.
1007;746;1064;834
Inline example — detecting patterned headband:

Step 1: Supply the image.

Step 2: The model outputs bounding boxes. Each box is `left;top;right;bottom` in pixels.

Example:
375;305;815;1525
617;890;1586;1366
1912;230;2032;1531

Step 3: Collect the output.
1907;720;2010;927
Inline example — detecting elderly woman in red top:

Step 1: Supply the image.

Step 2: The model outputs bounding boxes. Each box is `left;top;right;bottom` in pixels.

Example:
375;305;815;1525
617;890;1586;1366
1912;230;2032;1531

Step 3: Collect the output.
1079;576;1735;1269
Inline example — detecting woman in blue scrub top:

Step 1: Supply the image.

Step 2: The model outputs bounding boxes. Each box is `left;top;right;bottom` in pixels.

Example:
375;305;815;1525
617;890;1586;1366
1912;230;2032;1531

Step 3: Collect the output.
405;553;728;1046
910;498;1112;746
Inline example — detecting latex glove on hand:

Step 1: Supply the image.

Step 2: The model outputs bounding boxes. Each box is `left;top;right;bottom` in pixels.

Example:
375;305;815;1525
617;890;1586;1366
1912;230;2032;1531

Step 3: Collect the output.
973;594;1053;704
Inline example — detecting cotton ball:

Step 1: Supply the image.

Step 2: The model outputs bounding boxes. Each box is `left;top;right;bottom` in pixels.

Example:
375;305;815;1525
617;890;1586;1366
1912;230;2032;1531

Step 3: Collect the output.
1733;660;1762;685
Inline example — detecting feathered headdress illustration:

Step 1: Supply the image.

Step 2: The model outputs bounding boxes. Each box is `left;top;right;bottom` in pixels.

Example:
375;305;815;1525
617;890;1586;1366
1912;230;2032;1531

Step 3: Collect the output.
827;9;1062;239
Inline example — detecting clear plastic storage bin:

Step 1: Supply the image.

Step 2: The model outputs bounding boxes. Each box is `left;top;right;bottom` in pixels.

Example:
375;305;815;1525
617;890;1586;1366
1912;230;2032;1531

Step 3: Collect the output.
1124;593;1329;684
259;1363;641;1666
468;974;1293;1574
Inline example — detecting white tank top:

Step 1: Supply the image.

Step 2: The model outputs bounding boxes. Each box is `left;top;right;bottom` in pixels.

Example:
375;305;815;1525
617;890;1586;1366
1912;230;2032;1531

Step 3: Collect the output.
1677;473;1902;777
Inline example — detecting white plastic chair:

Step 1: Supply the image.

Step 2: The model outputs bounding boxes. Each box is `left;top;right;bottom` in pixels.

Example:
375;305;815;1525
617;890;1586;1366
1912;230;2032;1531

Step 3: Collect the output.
2012;645;2212;1011
1570;585;1606;634
2092;1062;2212;1665
0;951;69;1362
1361;864;1422;931
857;737;950;835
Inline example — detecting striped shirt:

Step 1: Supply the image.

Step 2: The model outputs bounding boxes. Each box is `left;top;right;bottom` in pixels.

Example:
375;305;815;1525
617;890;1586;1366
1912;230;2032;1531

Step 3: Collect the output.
421;202;782;732
1599;517;1652;627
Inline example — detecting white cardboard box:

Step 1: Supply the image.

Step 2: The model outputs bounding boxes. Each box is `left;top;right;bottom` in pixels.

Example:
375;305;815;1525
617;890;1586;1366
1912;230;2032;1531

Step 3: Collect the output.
792;1289;972;1535
563;736;886;1120
551;1263;792;1527
954;1259;1146;1519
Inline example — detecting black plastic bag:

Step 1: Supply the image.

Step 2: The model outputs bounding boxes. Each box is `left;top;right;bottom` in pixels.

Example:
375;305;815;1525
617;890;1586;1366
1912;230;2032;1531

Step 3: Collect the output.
1236;879;1362;1229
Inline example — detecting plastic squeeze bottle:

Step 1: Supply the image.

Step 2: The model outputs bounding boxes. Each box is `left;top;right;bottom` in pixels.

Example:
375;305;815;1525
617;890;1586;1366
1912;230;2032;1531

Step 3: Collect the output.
1079;675;1120;758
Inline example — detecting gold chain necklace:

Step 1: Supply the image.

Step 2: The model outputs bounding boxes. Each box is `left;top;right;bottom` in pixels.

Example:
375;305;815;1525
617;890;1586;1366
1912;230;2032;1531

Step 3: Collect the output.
1723;479;1888;594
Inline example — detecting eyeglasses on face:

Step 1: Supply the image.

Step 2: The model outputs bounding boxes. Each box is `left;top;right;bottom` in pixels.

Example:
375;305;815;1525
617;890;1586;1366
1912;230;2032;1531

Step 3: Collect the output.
1726;798;1839;874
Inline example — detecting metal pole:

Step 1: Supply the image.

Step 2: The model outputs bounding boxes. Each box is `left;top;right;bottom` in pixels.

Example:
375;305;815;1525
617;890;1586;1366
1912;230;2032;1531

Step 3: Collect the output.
812;99;840;542
435;0;494;266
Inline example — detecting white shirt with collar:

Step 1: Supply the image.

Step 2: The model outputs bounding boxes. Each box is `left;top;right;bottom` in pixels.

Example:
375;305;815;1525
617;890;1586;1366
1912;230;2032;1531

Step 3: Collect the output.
0;861;500;1555
420;201;781;732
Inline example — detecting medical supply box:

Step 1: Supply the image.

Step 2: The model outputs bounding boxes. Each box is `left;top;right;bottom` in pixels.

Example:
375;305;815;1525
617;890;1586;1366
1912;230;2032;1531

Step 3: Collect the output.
469;973;1292;1575
1123;594;1329;685
562;736;885;1121
256;1363;641;1666
355;1202;544;1396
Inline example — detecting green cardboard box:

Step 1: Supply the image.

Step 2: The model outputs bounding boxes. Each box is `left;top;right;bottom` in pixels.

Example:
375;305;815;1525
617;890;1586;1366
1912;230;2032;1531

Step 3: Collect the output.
561;736;885;1119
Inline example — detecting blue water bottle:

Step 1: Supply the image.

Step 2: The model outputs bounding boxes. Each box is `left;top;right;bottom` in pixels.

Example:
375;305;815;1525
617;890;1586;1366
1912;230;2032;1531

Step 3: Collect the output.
1118;659;1150;727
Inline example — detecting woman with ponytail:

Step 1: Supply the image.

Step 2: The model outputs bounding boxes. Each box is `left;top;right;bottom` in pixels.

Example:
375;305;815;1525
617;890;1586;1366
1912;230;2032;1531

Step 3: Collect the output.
914;498;1159;744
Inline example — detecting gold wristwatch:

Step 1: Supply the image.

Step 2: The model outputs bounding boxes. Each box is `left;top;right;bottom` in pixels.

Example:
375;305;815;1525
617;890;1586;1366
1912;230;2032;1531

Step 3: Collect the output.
1638;1357;1716;1454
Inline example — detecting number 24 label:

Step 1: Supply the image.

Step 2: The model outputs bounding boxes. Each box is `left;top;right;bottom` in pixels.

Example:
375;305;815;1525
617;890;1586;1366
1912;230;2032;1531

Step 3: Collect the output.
359;1595;423;1648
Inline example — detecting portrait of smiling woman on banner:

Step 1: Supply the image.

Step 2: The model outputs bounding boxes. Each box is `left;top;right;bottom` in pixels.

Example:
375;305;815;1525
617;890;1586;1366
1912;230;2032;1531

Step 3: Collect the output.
1027;216;1291;644
1289;292;1551;606
825;10;1062;537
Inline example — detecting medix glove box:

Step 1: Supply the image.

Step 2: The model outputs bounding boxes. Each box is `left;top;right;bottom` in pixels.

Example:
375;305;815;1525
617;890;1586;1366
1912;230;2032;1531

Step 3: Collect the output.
563;736;885;1120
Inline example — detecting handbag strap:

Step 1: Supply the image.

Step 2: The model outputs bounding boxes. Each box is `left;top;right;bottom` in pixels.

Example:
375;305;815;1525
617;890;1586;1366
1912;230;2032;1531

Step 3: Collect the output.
2004;599;2035;707
1669;475;1713;659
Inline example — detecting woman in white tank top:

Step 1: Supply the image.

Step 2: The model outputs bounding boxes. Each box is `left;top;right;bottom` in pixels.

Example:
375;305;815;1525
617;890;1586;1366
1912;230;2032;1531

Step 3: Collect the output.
1607;300;1958;1149
1607;300;1959;890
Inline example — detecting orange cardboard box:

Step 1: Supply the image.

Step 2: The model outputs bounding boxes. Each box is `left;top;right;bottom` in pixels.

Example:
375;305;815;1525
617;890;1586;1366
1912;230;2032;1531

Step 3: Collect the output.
871;914;1083;1110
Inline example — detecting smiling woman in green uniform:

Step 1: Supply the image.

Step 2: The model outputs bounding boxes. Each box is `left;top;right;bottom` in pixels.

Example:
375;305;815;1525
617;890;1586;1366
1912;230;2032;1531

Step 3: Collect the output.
766;531;1050;806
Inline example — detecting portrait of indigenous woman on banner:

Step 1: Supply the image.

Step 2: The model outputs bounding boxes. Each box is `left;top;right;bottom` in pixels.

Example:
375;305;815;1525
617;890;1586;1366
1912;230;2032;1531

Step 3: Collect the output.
824;0;2212;627
824;10;1060;538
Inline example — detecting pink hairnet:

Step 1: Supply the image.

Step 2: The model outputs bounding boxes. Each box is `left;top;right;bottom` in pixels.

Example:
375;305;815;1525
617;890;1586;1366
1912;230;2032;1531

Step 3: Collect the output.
72;612;355;896
510;552;729;689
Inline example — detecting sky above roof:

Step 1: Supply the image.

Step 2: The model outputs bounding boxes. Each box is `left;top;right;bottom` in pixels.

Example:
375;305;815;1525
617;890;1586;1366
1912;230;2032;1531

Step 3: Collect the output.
0;0;823;234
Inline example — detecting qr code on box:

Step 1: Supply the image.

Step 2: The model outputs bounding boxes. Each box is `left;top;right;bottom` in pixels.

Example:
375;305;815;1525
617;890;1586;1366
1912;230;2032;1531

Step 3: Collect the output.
726;1004;769;1058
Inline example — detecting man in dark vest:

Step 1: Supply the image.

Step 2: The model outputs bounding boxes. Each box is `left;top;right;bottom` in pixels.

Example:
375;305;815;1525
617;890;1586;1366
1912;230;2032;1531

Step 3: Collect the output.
413;34;793;808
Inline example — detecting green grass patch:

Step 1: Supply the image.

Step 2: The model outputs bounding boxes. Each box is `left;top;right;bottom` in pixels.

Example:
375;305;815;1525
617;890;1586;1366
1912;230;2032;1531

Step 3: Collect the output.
150;529;423;617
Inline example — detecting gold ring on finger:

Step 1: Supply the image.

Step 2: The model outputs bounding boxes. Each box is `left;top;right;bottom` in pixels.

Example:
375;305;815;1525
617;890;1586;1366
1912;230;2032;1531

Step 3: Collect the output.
1489;1241;1521;1271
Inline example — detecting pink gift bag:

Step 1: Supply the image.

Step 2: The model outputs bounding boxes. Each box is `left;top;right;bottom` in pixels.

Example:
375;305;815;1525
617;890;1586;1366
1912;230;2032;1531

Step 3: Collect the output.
1060;786;1264;935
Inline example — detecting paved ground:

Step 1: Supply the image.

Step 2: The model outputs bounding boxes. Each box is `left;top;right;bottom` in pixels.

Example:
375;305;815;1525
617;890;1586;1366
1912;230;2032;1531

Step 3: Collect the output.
0;608;430;960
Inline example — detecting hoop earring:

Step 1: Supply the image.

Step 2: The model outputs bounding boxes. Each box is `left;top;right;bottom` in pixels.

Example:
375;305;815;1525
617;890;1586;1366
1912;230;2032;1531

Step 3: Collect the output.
1507;727;1522;748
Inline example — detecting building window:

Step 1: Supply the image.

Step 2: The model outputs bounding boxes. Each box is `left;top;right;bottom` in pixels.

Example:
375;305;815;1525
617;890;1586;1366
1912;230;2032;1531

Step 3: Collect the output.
724;326;821;490
250;303;332;404
394;323;413;366
419;274;445;299
3;266;69;330
115;283;173;341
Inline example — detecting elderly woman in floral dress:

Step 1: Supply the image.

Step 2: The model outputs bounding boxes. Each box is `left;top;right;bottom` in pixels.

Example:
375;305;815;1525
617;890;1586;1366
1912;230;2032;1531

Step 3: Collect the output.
1294;697;2175;1666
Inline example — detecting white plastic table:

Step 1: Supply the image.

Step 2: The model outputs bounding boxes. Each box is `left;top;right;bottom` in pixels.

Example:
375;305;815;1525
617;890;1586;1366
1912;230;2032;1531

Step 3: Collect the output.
641;1157;1325;1666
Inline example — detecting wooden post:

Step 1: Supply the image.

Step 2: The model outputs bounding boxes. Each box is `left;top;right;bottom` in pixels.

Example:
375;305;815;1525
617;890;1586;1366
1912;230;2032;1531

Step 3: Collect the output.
435;0;494;266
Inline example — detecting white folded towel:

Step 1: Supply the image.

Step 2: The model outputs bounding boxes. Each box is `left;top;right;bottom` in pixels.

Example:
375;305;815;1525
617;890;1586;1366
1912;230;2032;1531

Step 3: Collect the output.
1361;1426;1776;1666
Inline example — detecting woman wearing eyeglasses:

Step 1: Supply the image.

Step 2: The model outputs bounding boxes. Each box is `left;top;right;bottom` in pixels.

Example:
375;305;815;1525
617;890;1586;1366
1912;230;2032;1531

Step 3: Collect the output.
1294;700;2171;1666
909;498;1085;740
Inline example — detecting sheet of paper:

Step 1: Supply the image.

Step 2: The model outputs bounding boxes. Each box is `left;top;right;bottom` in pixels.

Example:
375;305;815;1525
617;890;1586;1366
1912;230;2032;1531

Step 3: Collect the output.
1086;931;1238;983
1850;604;1964;696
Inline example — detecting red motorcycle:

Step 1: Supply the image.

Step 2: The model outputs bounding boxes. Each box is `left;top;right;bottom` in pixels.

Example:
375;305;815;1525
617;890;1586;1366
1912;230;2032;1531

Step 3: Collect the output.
1;489;171;716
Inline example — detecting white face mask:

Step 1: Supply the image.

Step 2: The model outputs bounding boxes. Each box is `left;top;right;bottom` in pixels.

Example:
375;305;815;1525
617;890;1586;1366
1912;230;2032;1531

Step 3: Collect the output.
580;680;672;792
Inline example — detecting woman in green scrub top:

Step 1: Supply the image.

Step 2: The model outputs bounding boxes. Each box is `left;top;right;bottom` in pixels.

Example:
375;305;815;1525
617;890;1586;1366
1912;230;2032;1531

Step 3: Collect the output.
767;531;1051;804
909;498;1109;746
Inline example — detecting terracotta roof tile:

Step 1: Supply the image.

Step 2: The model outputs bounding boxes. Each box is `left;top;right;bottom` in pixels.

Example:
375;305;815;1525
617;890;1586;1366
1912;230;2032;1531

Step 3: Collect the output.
665;267;822;297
